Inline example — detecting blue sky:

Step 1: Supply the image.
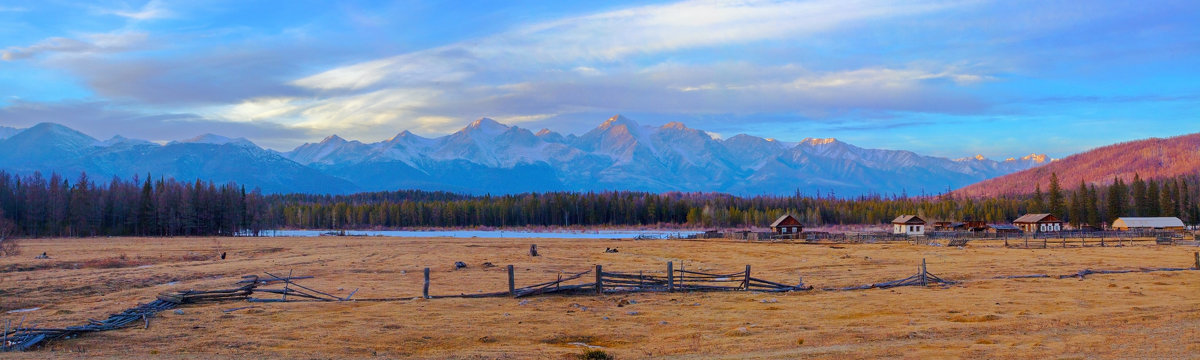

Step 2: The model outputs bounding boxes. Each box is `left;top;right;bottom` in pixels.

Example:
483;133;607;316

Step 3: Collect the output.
0;0;1197;158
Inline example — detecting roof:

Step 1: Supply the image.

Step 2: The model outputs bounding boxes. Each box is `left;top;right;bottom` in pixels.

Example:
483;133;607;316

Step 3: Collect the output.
1112;217;1185;228
770;214;801;227
1013;213;1060;223
891;215;925;224
988;224;1020;230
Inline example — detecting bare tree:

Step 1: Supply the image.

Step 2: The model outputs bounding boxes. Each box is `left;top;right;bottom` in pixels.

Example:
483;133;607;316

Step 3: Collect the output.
0;214;17;257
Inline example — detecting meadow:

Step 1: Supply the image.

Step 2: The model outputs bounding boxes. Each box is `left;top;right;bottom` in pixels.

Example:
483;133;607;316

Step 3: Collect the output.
2;236;1199;359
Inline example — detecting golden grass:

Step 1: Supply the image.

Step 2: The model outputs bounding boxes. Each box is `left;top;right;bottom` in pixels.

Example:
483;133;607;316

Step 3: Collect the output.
1;236;1198;359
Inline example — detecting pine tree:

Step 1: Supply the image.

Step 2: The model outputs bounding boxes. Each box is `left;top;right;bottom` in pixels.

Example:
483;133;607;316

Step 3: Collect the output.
1107;177;1126;222
1132;173;1147;216
1086;185;1100;228
1048;173;1065;217
1068;179;1085;227
1147;180;1160;217
1031;183;1045;213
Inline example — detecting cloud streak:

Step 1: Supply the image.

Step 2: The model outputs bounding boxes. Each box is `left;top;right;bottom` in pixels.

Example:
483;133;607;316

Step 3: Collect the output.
1;32;149;60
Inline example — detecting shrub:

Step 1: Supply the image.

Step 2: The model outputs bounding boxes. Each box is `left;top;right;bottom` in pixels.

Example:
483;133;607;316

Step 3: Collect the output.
577;349;613;360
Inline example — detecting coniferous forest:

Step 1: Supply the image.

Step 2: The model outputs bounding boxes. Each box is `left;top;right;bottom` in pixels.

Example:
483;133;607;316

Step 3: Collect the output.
0;171;1197;238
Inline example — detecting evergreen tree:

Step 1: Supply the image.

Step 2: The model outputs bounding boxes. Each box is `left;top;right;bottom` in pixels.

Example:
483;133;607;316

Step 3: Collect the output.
1147;180;1160;217
1048;173;1065;217
1132;173;1147;216
1031;183;1045;213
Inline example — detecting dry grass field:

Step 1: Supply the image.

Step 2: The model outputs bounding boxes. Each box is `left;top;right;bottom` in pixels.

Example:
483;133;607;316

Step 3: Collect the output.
2;236;1199;359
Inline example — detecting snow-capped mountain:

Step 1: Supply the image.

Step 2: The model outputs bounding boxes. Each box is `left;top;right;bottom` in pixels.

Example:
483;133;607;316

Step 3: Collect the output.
0;117;1050;196
280;115;1049;195
0;125;356;194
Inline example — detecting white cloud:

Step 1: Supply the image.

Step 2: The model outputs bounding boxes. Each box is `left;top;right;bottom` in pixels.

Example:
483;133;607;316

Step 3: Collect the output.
293;0;969;91
102;0;172;20
1;31;149;61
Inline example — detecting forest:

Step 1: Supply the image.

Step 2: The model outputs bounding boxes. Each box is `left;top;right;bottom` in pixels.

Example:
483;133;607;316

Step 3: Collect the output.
0;171;1197;238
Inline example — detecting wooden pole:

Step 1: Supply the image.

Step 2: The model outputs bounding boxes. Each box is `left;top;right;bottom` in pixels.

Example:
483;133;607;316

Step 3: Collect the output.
595;265;603;295
4;318;9;351
282;269;292;302
1024;237;1028;248
1043;238;1047;249
423;267;430;299
667;261;674;292
1194;252;1199;270
530;244;538;256
744;265;752;290
507;265;515;296
920;258;928;286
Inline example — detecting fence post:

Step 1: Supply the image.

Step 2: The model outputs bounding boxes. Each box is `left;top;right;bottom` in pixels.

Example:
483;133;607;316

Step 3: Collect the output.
595;265;603;295
744;265;751;290
667;261;674;292
1194;252;1199;270
1043;238;1047;249
920;258;928;286
423;267;430;299
507;265;515;296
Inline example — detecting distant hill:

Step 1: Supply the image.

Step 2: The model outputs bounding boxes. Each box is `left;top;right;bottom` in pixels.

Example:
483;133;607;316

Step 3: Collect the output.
0;117;1049;195
955;133;1200;197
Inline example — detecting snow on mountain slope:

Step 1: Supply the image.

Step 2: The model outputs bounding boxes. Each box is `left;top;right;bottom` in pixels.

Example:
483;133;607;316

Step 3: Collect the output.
0;119;1049;196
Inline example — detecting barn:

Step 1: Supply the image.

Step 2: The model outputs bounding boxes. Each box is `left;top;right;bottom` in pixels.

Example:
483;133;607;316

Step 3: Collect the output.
1111;217;1186;231
1013;213;1063;233
892;215;926;235
770;214;804;235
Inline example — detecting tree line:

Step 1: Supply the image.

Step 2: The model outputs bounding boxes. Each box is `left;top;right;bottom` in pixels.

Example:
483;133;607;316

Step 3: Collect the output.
0;171;1196;238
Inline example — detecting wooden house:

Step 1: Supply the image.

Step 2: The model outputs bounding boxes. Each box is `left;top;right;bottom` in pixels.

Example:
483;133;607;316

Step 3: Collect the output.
892;215;926;235
932;221;954;231
1111;217;1186;231
1013;214;1062;233
964;221;988;232
770;214;804;235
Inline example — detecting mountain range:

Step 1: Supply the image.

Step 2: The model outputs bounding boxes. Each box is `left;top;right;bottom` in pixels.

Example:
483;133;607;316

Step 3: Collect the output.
955;132;1200;197
0;116;1050;196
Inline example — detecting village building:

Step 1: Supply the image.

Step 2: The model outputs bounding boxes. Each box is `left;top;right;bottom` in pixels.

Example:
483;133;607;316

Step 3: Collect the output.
963;220;988;232
770;214;804;235
1013;213;1063;233
892;215;926;235
986;224;1021;234
1111;217;1186;231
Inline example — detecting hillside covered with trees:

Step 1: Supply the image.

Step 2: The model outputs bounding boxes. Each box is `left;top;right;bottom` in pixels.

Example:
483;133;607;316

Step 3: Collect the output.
956;133;1200;197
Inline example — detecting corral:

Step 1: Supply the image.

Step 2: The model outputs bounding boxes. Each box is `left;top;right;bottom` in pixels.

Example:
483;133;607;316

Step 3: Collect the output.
2;236;1199;359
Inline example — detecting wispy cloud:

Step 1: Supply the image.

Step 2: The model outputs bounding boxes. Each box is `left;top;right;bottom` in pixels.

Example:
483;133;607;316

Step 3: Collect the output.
295;0;968;91
265;0;982;140
1;31;149;61
100;0;172;20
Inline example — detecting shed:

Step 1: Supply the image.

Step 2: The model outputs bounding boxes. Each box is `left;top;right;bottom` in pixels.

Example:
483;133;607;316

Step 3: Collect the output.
1111;217;1186;231
892;215;926;235
986;224;1021;234
1013;213;1062;233
770;214;804;235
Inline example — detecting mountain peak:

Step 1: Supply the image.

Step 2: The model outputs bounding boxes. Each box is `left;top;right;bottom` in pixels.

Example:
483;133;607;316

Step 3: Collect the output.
1021;153;1049;163
322;134;347;143
599;114;639;130
174;133;257;147
660;121;689;130
800;137;839;146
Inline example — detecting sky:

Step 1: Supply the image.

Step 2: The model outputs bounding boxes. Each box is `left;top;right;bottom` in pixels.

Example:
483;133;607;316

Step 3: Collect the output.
0;0;1198;159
